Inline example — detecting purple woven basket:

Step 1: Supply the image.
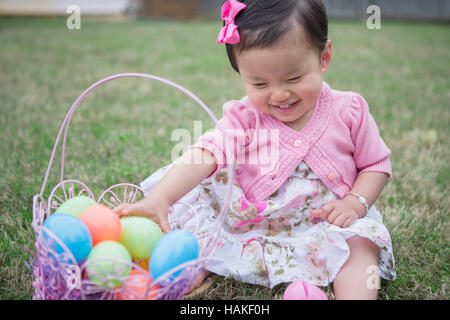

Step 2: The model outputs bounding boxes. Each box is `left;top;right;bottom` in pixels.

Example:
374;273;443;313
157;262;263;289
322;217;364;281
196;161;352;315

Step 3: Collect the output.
29;73;234;300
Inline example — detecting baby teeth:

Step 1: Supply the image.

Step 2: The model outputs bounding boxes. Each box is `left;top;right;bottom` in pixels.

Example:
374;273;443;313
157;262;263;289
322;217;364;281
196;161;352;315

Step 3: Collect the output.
279;104;291;109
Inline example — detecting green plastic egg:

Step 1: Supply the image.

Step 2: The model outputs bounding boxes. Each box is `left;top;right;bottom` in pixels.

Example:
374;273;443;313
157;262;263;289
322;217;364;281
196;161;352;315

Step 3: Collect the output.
55;196;97;218
86;241;131;289
119;216;163;260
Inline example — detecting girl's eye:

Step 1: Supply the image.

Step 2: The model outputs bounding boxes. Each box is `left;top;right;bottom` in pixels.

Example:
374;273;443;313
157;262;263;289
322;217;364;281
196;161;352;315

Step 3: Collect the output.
253;83;267;88
288;76;303;82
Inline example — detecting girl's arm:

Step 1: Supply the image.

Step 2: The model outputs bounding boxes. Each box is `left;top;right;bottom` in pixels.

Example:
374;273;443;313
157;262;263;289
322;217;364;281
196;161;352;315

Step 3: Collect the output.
342;171;389;218
310;94;391;227
153;148;217;205
310;171;389;227
113;148;217;232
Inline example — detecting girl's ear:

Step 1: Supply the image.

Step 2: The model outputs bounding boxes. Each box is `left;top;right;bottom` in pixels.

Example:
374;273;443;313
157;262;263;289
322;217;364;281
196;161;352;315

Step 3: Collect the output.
320;40;332;74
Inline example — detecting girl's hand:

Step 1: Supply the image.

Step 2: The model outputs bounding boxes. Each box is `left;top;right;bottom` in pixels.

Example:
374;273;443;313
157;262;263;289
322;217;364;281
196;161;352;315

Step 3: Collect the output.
113;195;171;233
310;199;362;228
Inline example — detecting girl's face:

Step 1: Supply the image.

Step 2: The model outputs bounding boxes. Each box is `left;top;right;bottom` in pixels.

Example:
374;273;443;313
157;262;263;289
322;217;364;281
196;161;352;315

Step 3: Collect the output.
235;30;332;131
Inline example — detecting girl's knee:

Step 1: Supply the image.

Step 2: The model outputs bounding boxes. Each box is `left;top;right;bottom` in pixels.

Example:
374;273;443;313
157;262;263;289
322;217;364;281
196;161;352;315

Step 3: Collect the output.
347;236;381;257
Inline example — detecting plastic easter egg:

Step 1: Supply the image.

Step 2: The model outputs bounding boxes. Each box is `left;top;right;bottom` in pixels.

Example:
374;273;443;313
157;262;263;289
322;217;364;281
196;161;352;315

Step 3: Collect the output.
424;128;437;146
119;216;163;260
149;229;199;281
79;204;122;246
283;280;328;300
85;241;131;289
43;213;92;263
134;258;149;270
115;269;160;300
54;196;97;218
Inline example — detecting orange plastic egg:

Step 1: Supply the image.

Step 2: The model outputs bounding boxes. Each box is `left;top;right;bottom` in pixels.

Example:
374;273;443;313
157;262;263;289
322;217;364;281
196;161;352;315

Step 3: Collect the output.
79;204;122;246
115;269;160;300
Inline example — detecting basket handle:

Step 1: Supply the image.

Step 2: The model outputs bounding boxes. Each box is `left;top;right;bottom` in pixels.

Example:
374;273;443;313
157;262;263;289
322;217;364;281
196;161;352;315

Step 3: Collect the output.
39;73;232;201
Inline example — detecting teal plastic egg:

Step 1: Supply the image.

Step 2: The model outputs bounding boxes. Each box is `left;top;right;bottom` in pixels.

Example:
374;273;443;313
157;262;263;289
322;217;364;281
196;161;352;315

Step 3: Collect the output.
149;230;199;281
43;213;92;264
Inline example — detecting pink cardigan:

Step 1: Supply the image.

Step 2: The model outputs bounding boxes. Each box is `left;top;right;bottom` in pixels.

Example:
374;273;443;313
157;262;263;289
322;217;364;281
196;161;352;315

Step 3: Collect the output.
192;82;391;203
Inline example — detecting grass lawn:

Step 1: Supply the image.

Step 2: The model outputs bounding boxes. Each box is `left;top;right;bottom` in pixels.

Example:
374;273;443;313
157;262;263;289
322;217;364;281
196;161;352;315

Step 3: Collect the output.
0;17;448;300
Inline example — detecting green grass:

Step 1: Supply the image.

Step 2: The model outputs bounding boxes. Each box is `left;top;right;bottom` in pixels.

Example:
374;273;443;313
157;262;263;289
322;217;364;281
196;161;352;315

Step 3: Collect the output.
0;17;449;300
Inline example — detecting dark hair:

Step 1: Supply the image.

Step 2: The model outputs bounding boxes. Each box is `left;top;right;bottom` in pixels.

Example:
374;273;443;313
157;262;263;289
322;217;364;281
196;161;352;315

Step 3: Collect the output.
224;0;328;72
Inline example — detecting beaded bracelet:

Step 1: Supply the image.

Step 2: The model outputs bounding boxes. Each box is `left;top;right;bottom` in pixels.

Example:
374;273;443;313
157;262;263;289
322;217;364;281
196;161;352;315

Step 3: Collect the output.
346;192;369;214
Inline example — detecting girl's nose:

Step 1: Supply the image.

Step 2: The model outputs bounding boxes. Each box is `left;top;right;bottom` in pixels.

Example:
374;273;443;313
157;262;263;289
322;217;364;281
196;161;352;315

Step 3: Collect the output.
271;87;291;104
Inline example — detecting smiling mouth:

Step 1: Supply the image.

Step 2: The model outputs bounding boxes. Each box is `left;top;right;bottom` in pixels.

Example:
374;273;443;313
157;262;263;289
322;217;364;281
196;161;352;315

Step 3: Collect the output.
270;100;300;113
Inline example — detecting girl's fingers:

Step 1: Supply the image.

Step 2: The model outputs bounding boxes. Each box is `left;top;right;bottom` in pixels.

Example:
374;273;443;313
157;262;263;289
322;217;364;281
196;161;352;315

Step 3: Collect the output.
311;203;334;220
310;209;327;222
112;204;131;217
326;208;341;223
113;203;148;219
160;217;171;234
123;203;149;215
332;214;347;227
322;203;333;213
342;218;351;228
113;204;127;213
113;203;169;233
343;216;356;228
321;203;335;219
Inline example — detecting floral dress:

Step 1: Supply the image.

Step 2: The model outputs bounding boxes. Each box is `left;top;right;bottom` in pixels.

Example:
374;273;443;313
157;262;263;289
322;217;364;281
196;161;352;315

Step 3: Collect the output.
141;161;396;288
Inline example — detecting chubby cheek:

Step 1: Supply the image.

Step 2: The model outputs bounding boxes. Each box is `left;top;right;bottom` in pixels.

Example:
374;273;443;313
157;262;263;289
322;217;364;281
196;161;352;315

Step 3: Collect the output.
297;78;322;103
246;88;270;112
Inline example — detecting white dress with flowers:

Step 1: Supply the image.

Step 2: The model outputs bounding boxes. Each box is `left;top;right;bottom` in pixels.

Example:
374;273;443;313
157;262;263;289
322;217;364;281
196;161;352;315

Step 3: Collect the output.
141;161;396;288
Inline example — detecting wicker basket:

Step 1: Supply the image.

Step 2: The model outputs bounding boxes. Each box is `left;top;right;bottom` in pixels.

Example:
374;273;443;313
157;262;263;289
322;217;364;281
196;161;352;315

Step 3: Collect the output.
29;73;234;300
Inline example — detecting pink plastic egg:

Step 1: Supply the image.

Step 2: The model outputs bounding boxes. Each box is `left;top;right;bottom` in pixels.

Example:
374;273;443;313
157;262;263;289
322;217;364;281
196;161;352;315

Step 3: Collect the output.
283;280;328;300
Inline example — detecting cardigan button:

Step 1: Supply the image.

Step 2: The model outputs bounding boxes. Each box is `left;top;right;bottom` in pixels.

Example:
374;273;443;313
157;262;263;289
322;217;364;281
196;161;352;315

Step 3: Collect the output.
328;172;336;182
294;139;302;148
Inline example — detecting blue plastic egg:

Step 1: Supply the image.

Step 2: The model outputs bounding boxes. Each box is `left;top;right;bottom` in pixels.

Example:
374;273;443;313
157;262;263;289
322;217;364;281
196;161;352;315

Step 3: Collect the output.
149;229;199;281
43;213;92;264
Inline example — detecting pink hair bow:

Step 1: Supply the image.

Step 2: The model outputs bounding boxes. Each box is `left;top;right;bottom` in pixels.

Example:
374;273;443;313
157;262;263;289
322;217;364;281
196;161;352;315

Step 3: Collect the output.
217;0;247;44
